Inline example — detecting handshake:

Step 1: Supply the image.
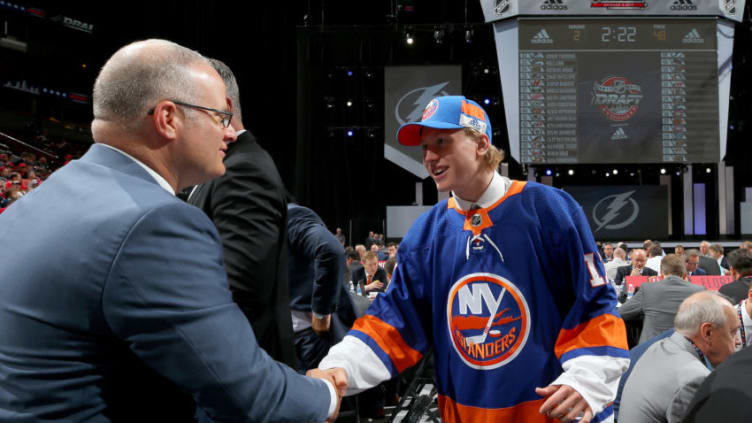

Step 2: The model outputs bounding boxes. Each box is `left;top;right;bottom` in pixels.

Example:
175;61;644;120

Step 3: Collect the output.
307;367;348;422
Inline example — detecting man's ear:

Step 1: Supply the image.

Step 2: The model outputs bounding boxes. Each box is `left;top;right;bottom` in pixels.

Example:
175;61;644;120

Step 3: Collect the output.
150;101;181;140
476;134;490;156
700;322;713;341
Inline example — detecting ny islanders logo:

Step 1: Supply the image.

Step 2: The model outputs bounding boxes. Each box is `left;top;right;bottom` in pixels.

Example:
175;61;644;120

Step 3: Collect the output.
447;273;530;370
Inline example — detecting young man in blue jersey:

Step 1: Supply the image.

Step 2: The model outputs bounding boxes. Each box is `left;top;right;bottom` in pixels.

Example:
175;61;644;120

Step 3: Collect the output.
315;96;629;422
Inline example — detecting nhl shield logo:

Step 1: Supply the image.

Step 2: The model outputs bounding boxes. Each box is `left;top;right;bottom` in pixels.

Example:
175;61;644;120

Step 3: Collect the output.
447;273;530;370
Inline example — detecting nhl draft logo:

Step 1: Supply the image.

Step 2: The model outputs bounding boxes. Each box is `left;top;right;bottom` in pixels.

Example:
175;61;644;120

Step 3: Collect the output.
447;273;530;370
591;0;646;9
592;76;643;122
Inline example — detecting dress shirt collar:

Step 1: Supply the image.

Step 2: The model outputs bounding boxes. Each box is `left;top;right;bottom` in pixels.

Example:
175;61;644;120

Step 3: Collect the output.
236;129;247;136
98;143;175;195
452;172;510;211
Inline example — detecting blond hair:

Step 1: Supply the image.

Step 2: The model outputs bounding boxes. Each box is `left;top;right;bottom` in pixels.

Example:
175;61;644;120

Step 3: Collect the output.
464;128;504;170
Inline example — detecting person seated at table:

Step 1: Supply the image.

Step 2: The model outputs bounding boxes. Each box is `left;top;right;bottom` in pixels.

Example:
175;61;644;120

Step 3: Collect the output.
619;254;705;343
614;248;657;287
719;248;752;304
352;251;387;294
685;249;706;277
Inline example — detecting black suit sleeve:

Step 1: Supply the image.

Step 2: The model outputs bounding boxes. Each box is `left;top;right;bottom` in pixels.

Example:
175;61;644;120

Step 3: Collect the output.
202;139;296;366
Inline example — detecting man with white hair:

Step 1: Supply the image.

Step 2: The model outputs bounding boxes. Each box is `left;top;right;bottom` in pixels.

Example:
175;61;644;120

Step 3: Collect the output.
0;39;339;422
619;291;740;423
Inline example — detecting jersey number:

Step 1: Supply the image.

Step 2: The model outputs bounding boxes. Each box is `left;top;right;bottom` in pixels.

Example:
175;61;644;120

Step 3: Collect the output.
584;253;607;287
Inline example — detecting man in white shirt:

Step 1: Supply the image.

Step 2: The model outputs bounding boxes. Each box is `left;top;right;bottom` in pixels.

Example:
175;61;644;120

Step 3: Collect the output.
645;243;664;273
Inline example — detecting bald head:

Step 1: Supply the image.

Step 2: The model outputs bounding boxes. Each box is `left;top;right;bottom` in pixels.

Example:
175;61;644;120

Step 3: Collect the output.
674;291;733;337
92;39;209;130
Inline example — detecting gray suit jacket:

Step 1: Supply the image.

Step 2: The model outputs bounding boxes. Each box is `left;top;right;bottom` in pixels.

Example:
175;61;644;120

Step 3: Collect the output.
619;275;705;343
619;331;709;423
0;144;330;422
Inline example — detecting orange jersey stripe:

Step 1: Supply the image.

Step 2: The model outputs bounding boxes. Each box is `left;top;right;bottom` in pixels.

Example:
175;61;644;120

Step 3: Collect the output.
351;314;423;373
461;100;486;120
554;313;628;358
439;395;555;423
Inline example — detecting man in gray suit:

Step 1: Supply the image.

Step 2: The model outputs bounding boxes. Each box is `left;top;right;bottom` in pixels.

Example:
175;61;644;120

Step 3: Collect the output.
0;39;340;422
619;254;705;343
620;291;740;423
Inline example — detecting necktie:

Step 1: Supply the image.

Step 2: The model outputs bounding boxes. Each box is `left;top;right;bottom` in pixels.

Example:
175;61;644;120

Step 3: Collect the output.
367;274;372;286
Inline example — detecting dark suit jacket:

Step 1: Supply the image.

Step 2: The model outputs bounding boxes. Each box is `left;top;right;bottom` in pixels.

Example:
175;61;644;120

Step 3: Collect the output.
614;264;658;286
683;342;752;422
687;267;706;277
698;255;721;276
0;144;330;422
188;130;296;367
287;203;356;328
719;276;752;305
352;266;388;294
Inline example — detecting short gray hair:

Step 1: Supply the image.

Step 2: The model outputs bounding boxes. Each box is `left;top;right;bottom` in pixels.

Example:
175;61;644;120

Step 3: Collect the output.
93;39;208;126
674;291;732;337
208;58;241;121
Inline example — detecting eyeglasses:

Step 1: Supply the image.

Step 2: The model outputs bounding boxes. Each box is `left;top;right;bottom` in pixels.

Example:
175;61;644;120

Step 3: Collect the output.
148;99;233;128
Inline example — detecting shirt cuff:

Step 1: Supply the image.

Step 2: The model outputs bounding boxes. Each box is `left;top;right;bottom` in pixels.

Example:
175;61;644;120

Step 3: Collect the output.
322;377;338;419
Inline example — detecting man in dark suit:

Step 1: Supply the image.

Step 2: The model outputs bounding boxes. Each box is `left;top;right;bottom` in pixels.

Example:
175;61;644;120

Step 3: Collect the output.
685;249;707;277
719;248;752;304
352;251;388;294
619;254;705;343
698;254;722;276
344;246;362;287
0;40;338;422
683;340;752;422
614;248;657;286
187;59;296;367
709;243;730;272
287;203;356;371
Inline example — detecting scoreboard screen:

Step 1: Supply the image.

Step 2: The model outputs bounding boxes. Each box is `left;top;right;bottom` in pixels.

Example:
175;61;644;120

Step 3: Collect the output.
518;18;719;164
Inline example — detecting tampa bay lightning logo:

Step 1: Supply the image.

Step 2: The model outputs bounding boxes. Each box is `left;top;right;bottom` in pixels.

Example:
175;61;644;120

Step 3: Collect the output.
593;190;639;233
447;273;530;370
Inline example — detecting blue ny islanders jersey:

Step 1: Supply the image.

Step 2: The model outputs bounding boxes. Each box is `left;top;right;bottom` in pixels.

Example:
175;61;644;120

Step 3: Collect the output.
348;181;628;422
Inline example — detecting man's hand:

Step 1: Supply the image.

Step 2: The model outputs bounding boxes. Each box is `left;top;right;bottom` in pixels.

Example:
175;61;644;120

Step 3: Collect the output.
307;368;348;422
311;314;331;336
630;267;642;277
535;384;593;423
365;280;384;291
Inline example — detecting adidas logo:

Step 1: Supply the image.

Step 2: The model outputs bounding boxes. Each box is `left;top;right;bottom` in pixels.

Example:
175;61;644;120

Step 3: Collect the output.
682;28;704;44
531;29;553;44
611;128;628;140
541;0;567;11
671;0;698;11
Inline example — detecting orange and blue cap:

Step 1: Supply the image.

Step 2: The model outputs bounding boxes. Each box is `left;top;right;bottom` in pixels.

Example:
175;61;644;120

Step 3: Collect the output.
396;95;492;146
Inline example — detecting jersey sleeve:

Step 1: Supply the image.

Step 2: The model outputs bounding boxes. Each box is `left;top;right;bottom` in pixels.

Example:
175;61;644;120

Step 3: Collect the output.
319;242;432;394
541;188;630;420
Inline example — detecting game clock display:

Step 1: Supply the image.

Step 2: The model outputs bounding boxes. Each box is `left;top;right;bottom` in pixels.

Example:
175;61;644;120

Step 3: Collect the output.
518;18;719;164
